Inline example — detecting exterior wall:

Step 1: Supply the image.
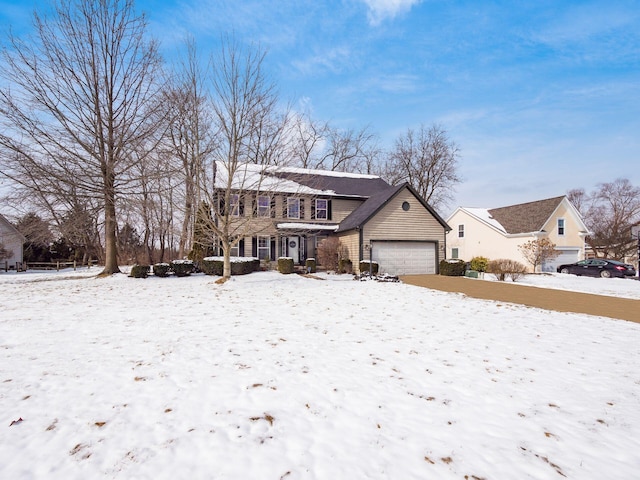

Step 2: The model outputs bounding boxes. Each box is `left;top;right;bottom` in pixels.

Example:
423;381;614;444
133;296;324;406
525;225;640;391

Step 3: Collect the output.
0;219;24;269
337;231;360;272
332;198;365;223
362;189;446;262
447;205;587;273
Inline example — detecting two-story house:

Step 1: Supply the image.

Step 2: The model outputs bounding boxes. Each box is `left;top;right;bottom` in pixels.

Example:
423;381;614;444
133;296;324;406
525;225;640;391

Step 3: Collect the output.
446;196;590;272
0;213;25;270
213;163;450;275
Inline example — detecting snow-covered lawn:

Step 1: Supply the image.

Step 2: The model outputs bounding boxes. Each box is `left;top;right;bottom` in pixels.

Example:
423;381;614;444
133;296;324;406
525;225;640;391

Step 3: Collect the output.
1;269;639;479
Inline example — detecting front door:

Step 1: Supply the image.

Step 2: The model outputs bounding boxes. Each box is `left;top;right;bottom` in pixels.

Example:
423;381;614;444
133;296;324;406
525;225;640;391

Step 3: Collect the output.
287;236;299;264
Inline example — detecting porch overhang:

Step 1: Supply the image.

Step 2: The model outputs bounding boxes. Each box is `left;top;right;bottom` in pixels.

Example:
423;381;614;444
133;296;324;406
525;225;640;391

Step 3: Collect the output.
276;222;339;233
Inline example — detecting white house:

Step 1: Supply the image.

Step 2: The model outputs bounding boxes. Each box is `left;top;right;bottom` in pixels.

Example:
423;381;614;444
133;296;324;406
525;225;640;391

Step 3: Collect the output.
446;196;590;272
0;213;25;270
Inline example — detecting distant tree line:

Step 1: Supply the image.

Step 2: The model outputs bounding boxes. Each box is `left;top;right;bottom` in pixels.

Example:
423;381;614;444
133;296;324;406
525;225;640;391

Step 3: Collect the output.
0;0;461;276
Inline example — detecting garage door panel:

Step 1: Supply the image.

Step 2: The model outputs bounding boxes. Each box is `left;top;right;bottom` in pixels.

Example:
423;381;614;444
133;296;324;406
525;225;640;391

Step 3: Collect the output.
542;249;580;272
372;242;436;275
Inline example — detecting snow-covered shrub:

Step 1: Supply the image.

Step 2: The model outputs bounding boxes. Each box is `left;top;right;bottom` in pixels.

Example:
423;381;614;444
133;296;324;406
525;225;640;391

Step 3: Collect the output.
200;258;223;276
171;259;194;277
153;263;171;277
359;260;379;275
487;259;527;281
439;259;466;276
130;264;150;278
305;258;316;273
200;257;260;276
278;257;294;274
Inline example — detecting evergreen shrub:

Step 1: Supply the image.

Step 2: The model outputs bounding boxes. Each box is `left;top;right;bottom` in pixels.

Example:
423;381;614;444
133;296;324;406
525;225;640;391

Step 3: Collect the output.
305;258;317;273
130;264;150;278
171;260;194;277
153;263;171;277
359;260;379;275
278;257;294;274
439;259;466;276
338;258;352;274
470;256;489;272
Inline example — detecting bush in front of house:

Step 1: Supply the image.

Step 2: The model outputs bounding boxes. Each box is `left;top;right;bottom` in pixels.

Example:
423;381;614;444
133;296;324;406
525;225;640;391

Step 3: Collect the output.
231;258;260;275
359;260;379;275
278;257;295;274
338;258;352;274
153;263;171;277
171;259;195;277
130;264;150;278
470;256;489;272
486;258;528;282
305;258;316;273
439;259;466;276
200;258;223;276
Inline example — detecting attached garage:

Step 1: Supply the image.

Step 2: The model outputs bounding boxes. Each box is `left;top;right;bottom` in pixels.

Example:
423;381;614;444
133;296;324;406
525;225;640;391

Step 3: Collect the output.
542;248;581;272
372;241;437;275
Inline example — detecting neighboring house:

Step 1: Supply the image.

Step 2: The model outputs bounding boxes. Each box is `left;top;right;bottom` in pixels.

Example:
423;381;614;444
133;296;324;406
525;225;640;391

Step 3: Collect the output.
0;213;25;270
214;164;451;275
446;196;590;272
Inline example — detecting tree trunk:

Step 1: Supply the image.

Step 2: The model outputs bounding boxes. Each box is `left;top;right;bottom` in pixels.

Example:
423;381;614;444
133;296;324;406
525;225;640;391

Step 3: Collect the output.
101;177;121;275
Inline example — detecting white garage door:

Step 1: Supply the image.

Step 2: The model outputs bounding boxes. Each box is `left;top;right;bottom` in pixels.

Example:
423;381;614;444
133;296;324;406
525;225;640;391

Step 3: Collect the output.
542;248;580;272
372;241;436;275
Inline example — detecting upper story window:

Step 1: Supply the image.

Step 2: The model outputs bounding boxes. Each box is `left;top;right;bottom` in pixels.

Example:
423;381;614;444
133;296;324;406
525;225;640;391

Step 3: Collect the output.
458;224;464;238
287;198;300;219
314;199;328;220
257;195;270;217
557;218;565;236
229;194;240;217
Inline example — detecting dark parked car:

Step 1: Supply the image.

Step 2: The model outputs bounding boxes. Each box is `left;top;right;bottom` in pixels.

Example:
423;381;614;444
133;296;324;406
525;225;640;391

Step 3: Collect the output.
557;259;637;278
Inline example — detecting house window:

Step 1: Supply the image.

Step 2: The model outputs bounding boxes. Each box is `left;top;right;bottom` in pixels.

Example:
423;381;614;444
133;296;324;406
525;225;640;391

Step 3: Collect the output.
287;198;300;219
315;199;328;220
458;224;464;238
557;218;565;236
257;236;270;260
257;195;270;217
451;248;459;259
230;242;240;257
230;194;240;217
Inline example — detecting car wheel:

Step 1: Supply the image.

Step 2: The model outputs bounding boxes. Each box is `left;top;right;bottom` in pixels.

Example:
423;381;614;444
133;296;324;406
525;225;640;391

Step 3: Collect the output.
600;270;611;278
560;268;570;274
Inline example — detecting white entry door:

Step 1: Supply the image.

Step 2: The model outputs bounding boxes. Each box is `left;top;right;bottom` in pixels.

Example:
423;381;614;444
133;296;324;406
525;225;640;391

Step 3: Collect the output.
287;237;299;263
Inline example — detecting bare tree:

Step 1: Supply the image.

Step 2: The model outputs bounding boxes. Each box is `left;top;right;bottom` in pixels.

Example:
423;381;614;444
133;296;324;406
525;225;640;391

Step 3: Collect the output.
0;0;164;275
382;124;462;212
571;179;640;259
518;238;559;273
195;39;291;280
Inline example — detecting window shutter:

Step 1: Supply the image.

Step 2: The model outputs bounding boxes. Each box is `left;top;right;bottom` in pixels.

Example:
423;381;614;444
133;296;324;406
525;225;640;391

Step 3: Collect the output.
327;200;332;220
252;237;257;257
311;200;316;220
300;199;305;219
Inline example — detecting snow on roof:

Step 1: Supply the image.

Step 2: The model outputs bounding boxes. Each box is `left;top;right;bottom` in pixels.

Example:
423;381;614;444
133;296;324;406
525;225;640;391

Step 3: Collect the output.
462;207;507;233
267;165;380;180
276;223;339;231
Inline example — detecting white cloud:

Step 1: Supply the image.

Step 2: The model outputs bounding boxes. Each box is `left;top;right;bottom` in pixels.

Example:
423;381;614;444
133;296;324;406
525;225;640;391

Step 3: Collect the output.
362;0;421;26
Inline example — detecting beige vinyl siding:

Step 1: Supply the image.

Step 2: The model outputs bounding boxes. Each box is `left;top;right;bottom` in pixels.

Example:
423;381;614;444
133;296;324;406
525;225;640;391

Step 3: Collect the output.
541;202;586;247
337;231;360;271
332;198;365;223
363;190;446;259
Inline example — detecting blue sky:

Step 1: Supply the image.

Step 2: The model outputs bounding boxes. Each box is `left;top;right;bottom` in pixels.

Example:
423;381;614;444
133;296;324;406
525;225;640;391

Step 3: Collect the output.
2;0;639;214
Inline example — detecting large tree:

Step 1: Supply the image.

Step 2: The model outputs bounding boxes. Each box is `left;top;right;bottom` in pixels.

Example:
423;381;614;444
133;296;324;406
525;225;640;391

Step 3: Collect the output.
568;178;640;260
382;123;461;212
0;0;164;275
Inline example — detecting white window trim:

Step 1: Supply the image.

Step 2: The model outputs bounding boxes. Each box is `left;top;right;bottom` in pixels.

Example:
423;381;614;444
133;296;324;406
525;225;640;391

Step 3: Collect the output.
230;194;240;217
557;218;565;236
458;224;464;238
315;199;328;220
287;197;300;219
257;195;270;217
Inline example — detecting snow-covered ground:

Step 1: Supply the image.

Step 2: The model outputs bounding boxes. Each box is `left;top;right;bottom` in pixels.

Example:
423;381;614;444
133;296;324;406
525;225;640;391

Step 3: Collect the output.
1;268;639;479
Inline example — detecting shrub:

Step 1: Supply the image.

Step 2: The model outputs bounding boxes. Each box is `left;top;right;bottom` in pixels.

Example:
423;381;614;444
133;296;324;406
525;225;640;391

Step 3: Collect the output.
470;256;489;272
171;259;194;277
278;257;295;274
153;263;171;277
359;260;379;275
200;257;260;276
200;258;223;276
439;259;466;276
338;258;352;274
487;258;528;282
305;258;316;273
130;264;150;278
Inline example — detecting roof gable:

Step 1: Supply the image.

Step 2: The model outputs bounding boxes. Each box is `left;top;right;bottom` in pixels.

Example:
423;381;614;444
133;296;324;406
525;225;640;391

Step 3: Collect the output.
336;183;450;233
0;213;25;240
487;196;566;234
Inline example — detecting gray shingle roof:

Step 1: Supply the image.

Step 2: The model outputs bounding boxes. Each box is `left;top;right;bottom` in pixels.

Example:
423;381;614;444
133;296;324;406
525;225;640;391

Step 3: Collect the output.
267;171;390;197
487;196;565;234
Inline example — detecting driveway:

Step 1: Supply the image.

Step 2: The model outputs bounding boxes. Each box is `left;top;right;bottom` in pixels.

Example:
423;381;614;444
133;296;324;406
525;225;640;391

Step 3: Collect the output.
400;275;640;323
